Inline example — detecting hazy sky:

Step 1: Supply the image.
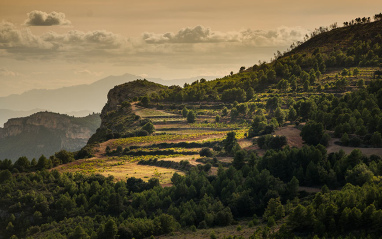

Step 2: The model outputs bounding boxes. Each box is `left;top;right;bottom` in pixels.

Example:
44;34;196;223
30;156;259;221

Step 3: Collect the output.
1;0;381;97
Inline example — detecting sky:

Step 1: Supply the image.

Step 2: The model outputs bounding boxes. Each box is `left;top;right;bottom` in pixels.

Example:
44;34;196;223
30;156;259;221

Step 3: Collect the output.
1;0;382;97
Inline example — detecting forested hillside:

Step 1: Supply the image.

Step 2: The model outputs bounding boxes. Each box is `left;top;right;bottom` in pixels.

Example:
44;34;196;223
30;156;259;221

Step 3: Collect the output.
1;13;382;239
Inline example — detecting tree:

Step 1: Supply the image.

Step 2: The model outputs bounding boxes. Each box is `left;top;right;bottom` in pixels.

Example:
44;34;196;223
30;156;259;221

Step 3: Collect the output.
222;107;228;116
14;156;30;172
200;148;213;157
182;107;189;117
223;132;239;154
267;70;277;82
233;150;246;169
288;107;297;122
266;96;281;112
55;150;74;164
187;111;196;123
274;107;285;125
371;131;382;147
221;88;246;102
230;107;239;120
0;169;12;183
303;80;310;91
345;163;373;186
277;79;289;92
291;79;298;91
341;132;350;146
37;155;50;170
142;122;155;134
141;95;150;107
70;226;89;239
357;79;365;88
353;68;360;77
300;121;325;145
215;115;220;123
103;219;118;239
246;87;255;100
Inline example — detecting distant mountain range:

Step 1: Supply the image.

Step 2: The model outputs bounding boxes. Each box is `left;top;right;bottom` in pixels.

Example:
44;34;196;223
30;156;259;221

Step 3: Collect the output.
0;73;218;126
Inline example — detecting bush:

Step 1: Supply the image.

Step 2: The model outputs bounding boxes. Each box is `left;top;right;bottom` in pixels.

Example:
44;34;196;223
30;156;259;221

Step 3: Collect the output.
136;130;149;136
187;111;196;123
349;136;362;147
142;122;155;134
200;148;213;157
257;135;287;150
300;121;325;146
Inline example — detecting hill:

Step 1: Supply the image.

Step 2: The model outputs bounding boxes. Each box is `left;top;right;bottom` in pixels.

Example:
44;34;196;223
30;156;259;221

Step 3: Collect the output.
0;112;101;161
2;13;382;239
287;18;382;56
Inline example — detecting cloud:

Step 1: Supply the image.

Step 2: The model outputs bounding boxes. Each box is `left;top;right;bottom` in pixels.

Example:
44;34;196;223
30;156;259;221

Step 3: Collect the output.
0;68;19;77
0;21;53;51
0;22;309;66
0;22;130;59
143;25;309;47
143;26;238;44
24;11;71;26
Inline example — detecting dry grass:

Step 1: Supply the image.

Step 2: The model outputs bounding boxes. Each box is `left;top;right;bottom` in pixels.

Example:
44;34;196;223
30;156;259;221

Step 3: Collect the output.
274;125;303;148
56;157;184;184
96;162;184;183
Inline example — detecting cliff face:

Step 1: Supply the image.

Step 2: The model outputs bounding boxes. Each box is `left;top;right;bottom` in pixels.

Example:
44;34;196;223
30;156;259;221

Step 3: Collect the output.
0;112;101;160
0;112;92;140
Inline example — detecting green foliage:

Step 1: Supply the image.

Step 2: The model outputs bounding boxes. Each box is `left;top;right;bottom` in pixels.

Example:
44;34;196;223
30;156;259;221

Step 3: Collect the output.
142;122;155;134
371;131;382;147
140;95;150;107
223;132;239;154
233;150;246;169
187;111;196;123
257;135;287;150
182;107;189;117
200;147;213;157
221;88;246;102
300;121;325;146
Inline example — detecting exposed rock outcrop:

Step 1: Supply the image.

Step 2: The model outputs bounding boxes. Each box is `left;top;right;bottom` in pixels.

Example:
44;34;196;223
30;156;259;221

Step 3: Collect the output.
0;112;101;160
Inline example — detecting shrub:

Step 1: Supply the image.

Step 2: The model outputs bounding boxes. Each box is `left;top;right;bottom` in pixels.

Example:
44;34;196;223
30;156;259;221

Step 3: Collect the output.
142;122;155;134
200;148;213;157
187;111;196;123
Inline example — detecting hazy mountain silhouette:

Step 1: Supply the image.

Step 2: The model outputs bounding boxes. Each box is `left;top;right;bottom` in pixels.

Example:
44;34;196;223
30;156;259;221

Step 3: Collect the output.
0;73;217;125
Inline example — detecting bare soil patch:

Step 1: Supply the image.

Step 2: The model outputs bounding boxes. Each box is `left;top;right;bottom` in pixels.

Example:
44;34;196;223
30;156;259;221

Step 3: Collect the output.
274;125;303;148
327;138;382;156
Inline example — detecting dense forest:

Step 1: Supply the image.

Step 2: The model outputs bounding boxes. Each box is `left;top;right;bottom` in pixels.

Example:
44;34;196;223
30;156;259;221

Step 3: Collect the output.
1;13;382;239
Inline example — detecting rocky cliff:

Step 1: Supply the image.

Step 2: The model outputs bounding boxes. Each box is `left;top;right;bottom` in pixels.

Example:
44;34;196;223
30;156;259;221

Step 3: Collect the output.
0;112;101;160
87;79;166;144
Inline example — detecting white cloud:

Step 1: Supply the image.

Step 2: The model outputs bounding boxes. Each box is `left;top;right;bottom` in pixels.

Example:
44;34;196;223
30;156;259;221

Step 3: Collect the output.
143;26;239;43
142;25;309;47
24;11;71;26
0;22;309;66
0;22;131;59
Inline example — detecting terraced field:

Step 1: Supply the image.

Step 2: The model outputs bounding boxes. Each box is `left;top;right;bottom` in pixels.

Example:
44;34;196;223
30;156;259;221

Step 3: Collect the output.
56;105;249;184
